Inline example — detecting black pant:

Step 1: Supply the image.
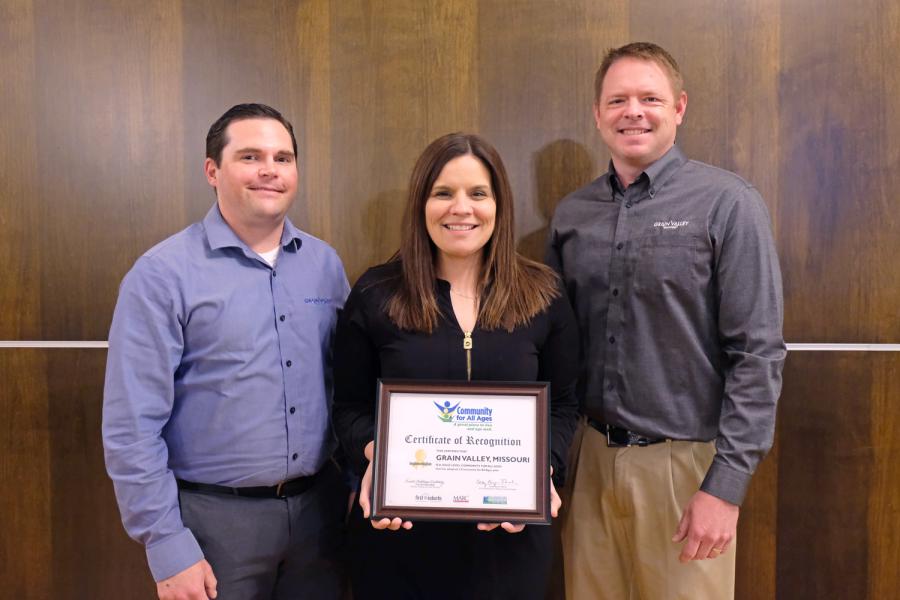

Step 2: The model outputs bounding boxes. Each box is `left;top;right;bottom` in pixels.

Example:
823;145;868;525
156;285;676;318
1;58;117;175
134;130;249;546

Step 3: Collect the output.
347;501;552;600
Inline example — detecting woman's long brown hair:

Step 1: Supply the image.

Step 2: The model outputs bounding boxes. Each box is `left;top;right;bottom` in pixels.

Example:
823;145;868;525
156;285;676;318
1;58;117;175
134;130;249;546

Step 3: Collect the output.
386;132;558;333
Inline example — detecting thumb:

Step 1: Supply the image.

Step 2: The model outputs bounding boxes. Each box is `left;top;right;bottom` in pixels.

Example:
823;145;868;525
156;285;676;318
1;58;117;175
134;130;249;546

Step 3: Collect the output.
203;561;218;598
672;512;689;543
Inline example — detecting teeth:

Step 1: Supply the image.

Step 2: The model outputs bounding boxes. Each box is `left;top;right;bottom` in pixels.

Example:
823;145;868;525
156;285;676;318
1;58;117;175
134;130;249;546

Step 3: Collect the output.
621;129;648;135
445;224;476;231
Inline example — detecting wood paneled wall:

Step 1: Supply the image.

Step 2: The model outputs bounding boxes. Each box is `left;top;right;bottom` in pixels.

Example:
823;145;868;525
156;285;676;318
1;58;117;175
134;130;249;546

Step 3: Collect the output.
1;1;898;598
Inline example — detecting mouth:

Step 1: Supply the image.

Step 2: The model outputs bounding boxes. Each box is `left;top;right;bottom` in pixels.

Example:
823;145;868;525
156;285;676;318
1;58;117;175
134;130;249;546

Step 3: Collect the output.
443;224;478;231
248;185;284;193
619;128;651;136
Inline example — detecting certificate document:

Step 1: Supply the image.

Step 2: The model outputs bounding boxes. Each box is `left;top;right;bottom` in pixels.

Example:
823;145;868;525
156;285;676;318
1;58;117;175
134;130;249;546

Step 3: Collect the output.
371;380;550;524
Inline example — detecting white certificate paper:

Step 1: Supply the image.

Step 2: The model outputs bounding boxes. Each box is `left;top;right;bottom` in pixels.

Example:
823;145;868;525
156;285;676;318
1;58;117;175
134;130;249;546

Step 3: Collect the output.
382;392;537;511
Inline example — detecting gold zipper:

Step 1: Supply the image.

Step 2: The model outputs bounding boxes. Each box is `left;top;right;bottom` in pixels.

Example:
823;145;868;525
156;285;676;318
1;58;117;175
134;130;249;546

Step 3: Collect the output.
463;331;472;381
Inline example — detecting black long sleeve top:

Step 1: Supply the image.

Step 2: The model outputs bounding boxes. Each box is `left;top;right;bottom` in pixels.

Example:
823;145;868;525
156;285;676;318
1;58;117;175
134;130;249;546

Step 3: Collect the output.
332;261;580;486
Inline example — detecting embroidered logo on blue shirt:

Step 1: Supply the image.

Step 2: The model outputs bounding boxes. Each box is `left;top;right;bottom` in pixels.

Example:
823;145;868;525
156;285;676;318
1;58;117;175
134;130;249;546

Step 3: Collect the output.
304;297;332;305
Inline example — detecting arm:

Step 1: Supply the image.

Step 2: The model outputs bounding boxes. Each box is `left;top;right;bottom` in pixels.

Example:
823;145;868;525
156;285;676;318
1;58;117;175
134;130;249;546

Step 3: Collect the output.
538;288;581;488
331;280;380;477
102;258;206;583
704;185;785;505
479;285;580;534
674;186;785;561
331;277;415;531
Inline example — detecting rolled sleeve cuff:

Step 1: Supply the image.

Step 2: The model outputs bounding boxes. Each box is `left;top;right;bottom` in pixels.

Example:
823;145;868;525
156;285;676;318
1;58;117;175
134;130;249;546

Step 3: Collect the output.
146;528;204;582
700;460;752;506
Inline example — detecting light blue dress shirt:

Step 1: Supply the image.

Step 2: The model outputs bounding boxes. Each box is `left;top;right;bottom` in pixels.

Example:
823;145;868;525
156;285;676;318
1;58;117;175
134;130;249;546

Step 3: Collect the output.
102;203;349;581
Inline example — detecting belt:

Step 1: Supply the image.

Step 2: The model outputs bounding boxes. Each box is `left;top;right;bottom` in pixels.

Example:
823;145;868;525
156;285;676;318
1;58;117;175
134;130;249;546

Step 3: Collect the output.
588;418;666;447
177;470;321;499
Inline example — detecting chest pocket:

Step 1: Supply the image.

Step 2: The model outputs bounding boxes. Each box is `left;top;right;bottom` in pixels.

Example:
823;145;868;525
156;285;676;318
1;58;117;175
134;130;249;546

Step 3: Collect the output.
634;233;702;293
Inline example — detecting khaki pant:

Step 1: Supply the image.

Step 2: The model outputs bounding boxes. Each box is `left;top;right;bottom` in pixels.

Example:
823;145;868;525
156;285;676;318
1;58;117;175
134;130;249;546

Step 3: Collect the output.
561;423;735;600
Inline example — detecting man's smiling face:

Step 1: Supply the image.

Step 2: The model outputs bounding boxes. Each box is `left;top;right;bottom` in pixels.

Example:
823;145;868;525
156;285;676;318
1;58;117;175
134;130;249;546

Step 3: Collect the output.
204;117;298;231
594;57;687;177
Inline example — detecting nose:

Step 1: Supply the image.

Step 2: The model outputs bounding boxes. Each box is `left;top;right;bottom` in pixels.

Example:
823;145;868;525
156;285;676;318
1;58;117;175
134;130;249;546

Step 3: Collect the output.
258;157;277;177
449;192;473;215
624;98;643;119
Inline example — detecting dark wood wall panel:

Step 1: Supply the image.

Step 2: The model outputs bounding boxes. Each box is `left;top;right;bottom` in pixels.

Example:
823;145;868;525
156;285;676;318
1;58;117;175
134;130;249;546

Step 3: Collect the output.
47;349;154;598
1;350;152;600
777;352;900;599
0;1;41;340
1;1;899;598
778;1;900;342
0;350;51;599
736;444;779;600
31;1;186;341
326;0;480;281
476;1;623;262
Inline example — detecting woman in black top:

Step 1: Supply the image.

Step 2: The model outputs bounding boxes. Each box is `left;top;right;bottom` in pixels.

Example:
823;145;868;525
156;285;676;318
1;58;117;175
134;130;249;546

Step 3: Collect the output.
332;133;579;600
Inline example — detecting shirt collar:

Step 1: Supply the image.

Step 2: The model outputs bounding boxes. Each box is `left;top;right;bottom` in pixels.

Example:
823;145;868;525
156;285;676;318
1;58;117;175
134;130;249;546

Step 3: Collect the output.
202;203;304;253
606;144;687;198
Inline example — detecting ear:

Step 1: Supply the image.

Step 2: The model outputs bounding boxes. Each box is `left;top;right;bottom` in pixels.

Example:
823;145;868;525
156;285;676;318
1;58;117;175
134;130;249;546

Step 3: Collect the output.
204;157;219;187
674;91;687;125
592;101;603;132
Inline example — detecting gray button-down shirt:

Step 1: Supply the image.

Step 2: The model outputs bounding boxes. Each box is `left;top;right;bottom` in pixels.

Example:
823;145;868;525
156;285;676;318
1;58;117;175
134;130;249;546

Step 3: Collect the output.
546;145;785;505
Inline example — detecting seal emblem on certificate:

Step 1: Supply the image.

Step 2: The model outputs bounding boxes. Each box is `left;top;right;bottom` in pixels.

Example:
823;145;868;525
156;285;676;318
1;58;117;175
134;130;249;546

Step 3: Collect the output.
370;379;551;524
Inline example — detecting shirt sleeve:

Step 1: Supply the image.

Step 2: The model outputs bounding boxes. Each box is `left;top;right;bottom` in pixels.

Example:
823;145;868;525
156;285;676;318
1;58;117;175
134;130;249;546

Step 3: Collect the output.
102;257;204;581
538;289;581;487
700;186;786;505
332;279;381;476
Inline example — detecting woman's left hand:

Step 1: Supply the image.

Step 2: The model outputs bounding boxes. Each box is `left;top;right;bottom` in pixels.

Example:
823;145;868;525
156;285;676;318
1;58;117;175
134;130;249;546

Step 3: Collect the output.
476;468;561;533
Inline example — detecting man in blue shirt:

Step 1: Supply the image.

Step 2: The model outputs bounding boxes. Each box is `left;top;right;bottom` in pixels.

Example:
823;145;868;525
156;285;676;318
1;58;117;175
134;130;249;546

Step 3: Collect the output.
103;103;350;599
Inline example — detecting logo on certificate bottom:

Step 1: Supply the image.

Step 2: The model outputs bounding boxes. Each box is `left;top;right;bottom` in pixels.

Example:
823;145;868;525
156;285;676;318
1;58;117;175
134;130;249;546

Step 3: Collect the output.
410;449;432;468
434;400;461;422
483;496;508;505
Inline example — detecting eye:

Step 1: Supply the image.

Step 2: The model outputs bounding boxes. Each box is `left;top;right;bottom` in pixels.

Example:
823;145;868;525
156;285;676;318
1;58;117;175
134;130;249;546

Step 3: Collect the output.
276;156;293;164
431;189;452;198
471;189;490;199
608;98;624;105
241;154;257;161
644;96;661;103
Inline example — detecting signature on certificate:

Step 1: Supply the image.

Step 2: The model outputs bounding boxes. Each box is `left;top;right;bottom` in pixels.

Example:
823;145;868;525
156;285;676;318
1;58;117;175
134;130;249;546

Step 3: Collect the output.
475;478;517;490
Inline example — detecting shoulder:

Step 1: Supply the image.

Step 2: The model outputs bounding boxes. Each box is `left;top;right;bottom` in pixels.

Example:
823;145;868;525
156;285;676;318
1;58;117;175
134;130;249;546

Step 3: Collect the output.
554;176;611;217
124;222;203;286
682;160;760;198
354;261;401;294
295;229;346;271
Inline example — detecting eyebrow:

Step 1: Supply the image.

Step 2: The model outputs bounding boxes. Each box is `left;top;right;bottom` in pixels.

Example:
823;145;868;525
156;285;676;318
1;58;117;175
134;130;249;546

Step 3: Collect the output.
232;147;296;157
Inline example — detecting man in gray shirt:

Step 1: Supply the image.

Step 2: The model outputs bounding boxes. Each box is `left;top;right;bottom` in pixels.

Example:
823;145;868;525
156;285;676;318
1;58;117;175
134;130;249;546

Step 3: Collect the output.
547;42;785;599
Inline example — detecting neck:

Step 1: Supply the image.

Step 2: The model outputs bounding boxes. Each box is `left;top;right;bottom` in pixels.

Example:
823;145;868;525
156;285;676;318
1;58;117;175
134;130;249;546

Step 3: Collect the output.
218;205;285;253
612;159;644;189
435;253;483;297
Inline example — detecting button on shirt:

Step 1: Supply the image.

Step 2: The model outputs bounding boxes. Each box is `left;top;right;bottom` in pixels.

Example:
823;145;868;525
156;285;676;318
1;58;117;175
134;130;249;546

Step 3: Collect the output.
546;145;786;505
103;204;349;580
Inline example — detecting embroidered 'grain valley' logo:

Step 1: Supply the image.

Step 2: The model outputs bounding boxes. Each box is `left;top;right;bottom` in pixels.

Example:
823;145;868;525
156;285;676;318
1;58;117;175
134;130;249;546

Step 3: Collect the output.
654;220;690;230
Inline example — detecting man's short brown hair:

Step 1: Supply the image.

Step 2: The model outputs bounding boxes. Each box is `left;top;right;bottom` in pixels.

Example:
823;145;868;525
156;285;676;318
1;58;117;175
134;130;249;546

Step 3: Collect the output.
594;42;684;102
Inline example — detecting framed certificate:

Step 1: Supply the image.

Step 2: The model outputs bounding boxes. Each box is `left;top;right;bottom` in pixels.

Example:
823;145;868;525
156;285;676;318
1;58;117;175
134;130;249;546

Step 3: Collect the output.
370;379;550;524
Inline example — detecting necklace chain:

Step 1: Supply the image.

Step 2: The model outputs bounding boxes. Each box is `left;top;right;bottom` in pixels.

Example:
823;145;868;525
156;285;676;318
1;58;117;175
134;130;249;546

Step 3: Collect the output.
450;289;478;300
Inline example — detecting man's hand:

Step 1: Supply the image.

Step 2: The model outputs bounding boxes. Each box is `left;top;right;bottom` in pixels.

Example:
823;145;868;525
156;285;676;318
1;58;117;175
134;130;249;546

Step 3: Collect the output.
156;559;217;600
671;490;739;562
476;468;561;533
359;441;413;531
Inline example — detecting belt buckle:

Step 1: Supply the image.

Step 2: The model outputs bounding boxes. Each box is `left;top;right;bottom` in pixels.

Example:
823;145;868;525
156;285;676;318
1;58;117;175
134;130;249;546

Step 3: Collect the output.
275;480;286;498
606;427;627;448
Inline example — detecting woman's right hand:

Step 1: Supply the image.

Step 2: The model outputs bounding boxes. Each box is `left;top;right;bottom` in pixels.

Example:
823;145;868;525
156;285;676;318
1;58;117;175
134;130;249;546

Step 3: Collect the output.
359;441;414;531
